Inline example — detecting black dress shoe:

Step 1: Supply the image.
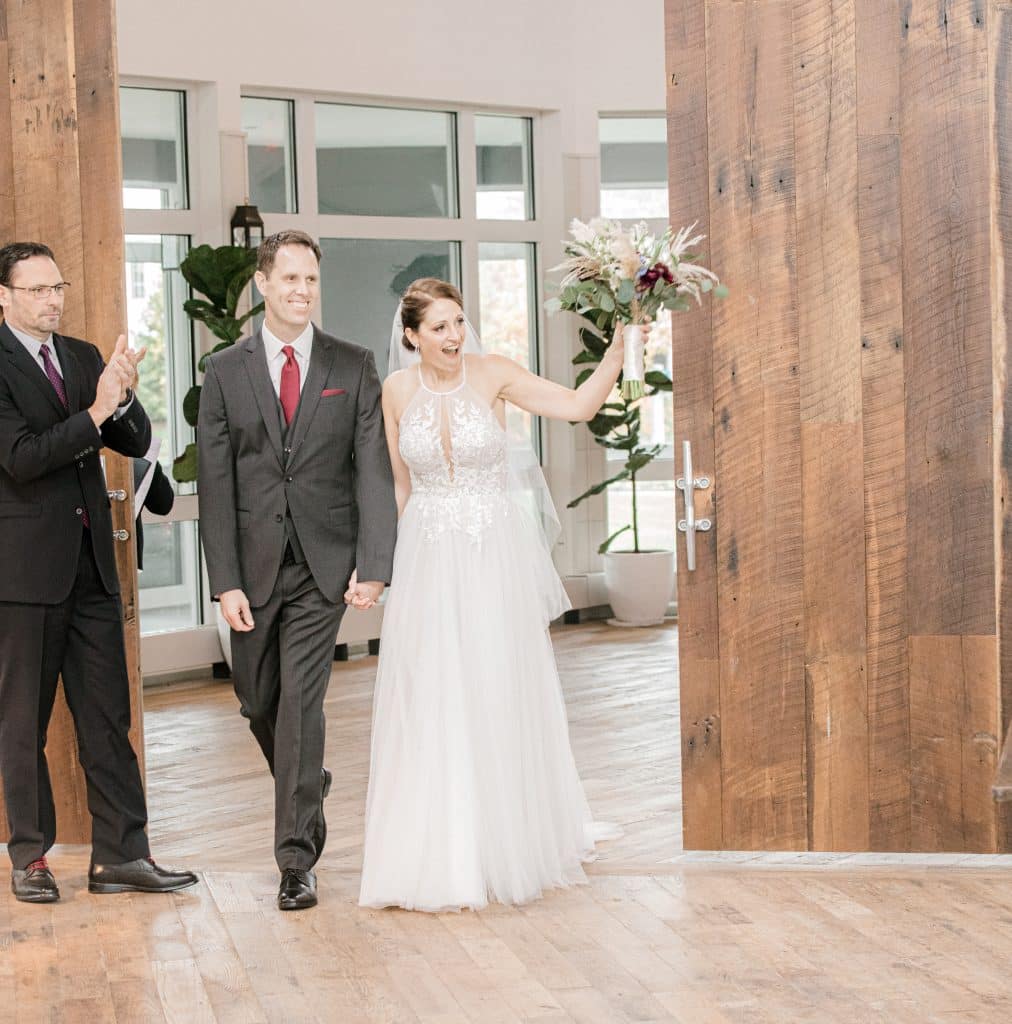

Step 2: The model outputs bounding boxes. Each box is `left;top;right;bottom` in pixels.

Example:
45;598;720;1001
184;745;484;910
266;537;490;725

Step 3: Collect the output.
278;867;317;911
310;768;333;867
11;857;60;904
88;857;198;894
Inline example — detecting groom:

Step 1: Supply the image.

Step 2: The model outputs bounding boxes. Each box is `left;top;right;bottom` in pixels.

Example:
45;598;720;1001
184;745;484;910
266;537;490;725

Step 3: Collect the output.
198;230;396;910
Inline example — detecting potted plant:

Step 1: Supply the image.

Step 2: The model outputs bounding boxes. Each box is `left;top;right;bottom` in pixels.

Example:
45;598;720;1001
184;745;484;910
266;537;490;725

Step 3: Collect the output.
174;244;264;664
172;244;263;482
549;219;724;626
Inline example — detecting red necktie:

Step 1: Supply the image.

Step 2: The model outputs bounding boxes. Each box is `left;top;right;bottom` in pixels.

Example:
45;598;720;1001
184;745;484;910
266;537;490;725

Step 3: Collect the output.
280;345;300;426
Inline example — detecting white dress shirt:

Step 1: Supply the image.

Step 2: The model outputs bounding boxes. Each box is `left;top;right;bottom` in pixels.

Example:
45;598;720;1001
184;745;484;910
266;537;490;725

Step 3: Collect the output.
262;321;313;399
8;323;66;378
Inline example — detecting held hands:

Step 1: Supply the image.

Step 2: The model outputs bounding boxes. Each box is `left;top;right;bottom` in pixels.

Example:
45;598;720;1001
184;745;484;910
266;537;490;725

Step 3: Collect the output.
90;335;148;426
219;589;255;632
343;569;384;610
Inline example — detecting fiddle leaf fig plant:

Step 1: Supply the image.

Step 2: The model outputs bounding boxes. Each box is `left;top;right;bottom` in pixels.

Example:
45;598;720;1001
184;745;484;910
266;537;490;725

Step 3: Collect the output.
172;245;263;482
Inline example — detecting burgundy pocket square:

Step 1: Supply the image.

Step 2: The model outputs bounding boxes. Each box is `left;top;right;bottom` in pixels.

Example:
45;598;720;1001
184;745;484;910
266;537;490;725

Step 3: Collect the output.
321;388;346;397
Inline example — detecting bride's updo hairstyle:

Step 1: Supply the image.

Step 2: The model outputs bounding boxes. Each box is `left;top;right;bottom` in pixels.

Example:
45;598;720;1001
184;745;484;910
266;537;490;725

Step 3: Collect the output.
400;278;464;352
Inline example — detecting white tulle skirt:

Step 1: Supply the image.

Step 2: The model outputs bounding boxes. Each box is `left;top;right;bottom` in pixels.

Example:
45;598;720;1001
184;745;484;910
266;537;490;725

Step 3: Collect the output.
359;497;614;912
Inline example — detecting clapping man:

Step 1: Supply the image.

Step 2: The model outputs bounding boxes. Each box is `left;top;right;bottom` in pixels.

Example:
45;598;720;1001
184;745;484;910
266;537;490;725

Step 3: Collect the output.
0;242;198;902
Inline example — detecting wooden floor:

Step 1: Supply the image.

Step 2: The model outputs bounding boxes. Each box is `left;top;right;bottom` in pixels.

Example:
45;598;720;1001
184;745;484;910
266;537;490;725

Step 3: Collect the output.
3;622;1012;1022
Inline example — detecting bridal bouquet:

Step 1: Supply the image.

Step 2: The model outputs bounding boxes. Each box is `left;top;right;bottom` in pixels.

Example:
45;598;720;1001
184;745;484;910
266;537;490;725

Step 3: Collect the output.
550;218;725;399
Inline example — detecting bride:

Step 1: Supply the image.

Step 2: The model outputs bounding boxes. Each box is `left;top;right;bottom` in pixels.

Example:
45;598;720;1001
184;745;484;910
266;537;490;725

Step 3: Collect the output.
356;277;626;912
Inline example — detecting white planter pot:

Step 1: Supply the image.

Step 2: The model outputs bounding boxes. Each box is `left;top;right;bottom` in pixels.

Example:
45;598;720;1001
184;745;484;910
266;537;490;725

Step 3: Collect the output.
215;604;233;669
602;550;675;627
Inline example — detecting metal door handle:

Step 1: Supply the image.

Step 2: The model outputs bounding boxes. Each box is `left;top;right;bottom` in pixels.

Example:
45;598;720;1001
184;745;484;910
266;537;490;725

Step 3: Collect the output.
112;529;131;542
107;489;127;501
676;439;711;571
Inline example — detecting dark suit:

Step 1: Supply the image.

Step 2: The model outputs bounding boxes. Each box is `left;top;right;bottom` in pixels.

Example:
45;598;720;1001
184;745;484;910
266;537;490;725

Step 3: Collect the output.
0;320;152;869
133;458;175;571
198;326;396;869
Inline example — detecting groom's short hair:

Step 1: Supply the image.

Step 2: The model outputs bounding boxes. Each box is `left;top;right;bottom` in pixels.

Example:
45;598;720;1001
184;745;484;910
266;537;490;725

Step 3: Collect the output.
257;230;322;276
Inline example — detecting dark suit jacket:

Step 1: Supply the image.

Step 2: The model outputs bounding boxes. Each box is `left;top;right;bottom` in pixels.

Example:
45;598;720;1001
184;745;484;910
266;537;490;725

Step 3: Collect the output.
0;320;152;603
197;326;397;607
133;458;175;571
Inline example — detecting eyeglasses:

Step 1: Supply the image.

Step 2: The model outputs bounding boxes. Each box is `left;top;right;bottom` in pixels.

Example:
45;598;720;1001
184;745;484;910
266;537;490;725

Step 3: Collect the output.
7;282;71;299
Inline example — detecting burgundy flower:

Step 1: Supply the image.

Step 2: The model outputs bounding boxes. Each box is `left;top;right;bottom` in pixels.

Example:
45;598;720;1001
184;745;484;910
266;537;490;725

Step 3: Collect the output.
636;262;674;291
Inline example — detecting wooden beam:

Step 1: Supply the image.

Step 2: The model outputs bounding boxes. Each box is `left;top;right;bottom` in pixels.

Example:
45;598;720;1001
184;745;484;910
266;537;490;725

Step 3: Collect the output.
665;0;722;851
707;0;807;850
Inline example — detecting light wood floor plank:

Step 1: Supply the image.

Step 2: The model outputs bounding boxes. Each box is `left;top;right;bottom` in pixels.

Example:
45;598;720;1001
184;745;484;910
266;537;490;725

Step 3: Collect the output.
4;623;1012;1021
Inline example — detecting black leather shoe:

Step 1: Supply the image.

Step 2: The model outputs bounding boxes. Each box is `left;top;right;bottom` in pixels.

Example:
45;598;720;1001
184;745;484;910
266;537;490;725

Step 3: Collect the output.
11;857;60;904
88;857;198;894
278;867;317;911
310;768;333;867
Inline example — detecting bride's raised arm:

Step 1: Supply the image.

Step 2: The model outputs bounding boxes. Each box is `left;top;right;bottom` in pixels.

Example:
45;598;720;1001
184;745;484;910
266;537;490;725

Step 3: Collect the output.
490;322;627;423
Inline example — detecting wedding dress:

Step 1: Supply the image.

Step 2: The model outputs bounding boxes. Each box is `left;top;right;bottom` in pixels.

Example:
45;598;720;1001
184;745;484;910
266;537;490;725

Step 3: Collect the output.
359;361;614;912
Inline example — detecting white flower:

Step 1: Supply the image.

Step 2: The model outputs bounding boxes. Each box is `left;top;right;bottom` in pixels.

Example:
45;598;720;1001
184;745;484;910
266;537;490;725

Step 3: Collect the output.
569;218;595;244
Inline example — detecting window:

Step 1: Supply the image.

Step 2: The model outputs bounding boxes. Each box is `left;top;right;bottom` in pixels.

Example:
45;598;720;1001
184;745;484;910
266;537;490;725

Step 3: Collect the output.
599;116;668;220
242;96;297;214
124;235;202;635
478;242;538;444
600;114;674;552
475;115;533;220
315;103;458;218
319;239;461;376
606;480;676;553
120;87;189;209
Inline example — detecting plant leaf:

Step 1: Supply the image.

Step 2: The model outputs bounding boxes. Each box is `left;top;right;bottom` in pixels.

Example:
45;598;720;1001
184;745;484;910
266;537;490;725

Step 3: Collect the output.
567;466;632;508
172;442;198;483
182;384;202;427
598;524;632;555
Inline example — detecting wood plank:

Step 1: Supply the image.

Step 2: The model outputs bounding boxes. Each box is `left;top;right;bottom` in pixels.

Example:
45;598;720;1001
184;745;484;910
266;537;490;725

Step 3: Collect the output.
991;3;1012;850
909;635;999;851
72;0;144;775
792;0;869;851
0;3;14;240
855;0;901;135
0;0;91;845
664;0;721;851
858;131;909;850
993;720;1012;801
706;0;807;849
901;0;995;637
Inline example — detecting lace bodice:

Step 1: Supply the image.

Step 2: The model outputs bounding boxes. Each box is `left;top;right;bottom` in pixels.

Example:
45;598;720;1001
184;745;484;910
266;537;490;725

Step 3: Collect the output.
398;366;508;542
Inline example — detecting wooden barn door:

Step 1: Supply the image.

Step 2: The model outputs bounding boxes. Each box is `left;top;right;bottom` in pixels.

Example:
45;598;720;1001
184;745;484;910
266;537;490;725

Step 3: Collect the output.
667;0;1011;853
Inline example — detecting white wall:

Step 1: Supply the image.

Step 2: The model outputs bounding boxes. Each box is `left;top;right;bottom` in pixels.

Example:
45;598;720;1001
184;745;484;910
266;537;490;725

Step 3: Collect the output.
117;0;668;595
117;1;665;152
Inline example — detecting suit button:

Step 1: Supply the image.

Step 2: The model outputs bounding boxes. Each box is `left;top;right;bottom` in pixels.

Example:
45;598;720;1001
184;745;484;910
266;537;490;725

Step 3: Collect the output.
285;475;293;482
78;461;85;469
275;514;283;523
75;507;83;516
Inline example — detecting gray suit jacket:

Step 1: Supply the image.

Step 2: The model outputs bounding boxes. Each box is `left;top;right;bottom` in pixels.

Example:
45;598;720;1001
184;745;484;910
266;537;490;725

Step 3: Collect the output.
197;326;396;607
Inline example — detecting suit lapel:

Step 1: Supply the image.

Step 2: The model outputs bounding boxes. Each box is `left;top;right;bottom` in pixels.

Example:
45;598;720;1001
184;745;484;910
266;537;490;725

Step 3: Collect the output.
53;334;83;412
0;321;68;418
242;331;285;468
287;327;337;465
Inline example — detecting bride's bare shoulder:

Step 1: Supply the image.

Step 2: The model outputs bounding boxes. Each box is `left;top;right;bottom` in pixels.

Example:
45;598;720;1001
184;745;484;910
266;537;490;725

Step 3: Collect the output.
466;352;517;381
383;366;416;394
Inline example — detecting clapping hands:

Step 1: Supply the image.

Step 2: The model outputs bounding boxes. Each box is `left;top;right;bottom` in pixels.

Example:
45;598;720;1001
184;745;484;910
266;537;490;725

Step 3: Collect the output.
344;569;384;610
91;334;147;426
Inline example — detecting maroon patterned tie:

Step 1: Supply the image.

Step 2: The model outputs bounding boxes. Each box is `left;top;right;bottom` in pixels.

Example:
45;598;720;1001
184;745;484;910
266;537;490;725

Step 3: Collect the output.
40;343;89;529
39;342;68;410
